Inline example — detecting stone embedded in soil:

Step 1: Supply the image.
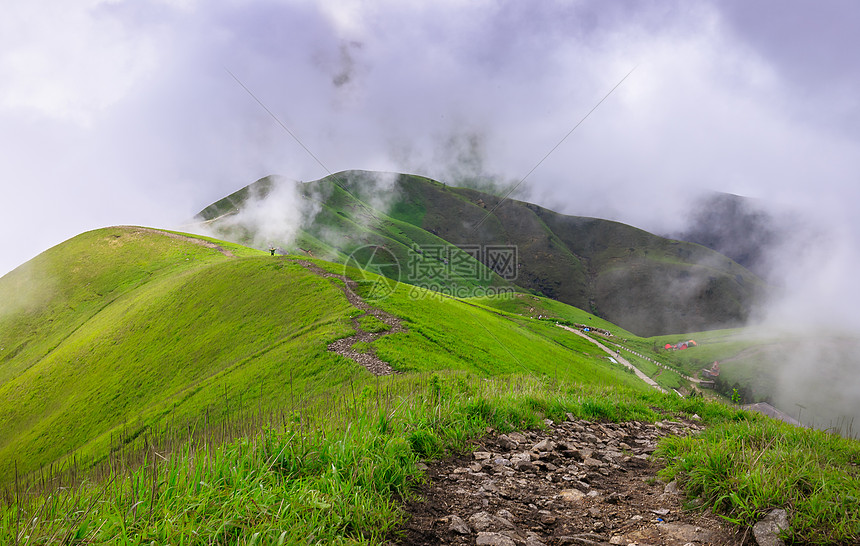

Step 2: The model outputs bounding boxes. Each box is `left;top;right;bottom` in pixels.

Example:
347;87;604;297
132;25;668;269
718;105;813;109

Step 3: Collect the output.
514;459;536;471
533;438;555;452
557;533;608;544
469;511;498;532
475;532;517;546
583;457;604;468
497;434;518;450
664;479;681;495
752;508;789;546
448;514;471;534
558;488;587;503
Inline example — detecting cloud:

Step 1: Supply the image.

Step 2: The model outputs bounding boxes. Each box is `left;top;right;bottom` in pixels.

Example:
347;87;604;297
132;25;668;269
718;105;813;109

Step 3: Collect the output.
0;1;857;338
1;0;858;431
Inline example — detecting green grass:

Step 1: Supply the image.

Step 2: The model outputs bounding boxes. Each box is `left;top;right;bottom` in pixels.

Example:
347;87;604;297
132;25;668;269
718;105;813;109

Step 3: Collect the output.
335;275;647;389
8;371;855;544
0;227;645;486
3;226;860;545
0;373;672;545
357;315;390;334
655;418;860;544
466;291;639;340
0;228;360;483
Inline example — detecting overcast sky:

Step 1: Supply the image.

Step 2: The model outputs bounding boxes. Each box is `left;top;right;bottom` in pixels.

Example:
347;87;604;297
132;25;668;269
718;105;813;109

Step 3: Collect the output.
2;0;859;328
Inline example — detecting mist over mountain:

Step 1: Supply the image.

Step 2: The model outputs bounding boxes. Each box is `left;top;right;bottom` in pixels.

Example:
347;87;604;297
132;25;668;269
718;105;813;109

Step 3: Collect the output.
194;171;765;337
671;192;780;278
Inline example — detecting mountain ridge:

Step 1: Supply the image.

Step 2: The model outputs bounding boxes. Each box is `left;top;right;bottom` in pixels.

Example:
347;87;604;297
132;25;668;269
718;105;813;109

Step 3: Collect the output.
196;170;766;336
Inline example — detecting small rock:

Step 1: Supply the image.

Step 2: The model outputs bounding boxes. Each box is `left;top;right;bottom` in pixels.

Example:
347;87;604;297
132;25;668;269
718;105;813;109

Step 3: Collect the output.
605;492;625;504
651;508;670;516
481;481;500;493
496;508;516;522
533;438;555;452
557;533;608;545
539;512;557;525
514;459;536;471
558;489;586;503
474;451;492;460
654;522;715;544
470;511;496;532
497;434;518;450
664;480;680;495
609;536;625;545
752;508;789;546
583;457;604;468
514;451;532;462
476;532;517;546
448;514;470;535
557;440;578;451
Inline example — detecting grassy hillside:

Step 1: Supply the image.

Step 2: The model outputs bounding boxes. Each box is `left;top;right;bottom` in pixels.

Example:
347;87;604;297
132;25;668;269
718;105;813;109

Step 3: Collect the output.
0;227;642;484
1;227;858;544
0;227;363;483
196;170;765;336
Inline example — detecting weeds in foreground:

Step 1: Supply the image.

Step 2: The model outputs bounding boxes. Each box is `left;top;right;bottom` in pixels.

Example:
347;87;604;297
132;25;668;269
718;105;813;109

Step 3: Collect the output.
654;418;860;544
4;373;860;544
0;374;659;544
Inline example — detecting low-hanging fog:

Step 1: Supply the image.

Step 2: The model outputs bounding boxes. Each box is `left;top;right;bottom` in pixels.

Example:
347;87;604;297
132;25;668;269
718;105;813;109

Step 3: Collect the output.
2;1;858;427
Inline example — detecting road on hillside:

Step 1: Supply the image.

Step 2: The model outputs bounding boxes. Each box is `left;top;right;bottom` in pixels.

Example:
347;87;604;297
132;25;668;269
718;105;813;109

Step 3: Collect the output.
557;324;667;394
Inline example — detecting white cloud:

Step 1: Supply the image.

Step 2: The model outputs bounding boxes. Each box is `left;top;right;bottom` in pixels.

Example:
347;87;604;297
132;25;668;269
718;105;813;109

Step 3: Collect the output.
0;1;858;330
0;1;160;126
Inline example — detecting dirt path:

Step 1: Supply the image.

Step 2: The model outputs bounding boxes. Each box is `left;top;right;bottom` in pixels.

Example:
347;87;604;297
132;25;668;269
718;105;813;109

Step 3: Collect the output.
557;325;666;394
292;259;405;376
393;415;739;545
125;226;235;257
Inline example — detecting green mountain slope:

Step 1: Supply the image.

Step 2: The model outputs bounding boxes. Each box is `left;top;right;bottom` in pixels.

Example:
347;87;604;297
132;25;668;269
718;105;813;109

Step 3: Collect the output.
196;171;765;336
2;227;858;545
0;226;643;483
0;227;361;482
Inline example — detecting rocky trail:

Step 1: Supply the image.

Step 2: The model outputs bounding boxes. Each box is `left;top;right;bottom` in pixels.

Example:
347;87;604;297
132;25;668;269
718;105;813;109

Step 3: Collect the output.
292;260;785;545
294;259;405;376
391;415;744;546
